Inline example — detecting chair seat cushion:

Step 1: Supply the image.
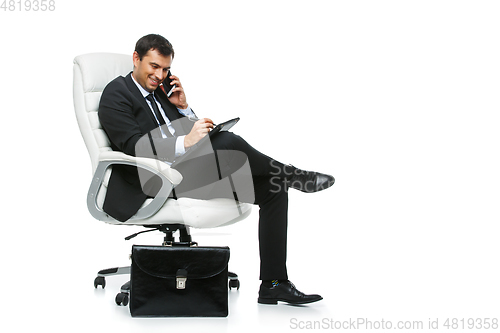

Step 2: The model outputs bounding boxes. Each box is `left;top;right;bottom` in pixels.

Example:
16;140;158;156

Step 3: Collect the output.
96;168;252;228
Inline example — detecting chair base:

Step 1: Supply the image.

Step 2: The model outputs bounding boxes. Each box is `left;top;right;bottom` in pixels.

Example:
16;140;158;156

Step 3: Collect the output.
94;268;240;306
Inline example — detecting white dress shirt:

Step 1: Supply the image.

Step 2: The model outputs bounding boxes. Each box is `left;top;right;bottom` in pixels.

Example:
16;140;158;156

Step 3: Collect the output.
131;74;196;159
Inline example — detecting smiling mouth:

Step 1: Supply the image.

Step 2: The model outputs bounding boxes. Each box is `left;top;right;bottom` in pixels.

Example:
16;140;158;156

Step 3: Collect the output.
149;77;160;86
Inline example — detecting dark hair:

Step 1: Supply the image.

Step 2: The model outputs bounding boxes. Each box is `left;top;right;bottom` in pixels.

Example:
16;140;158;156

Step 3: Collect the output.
135;34;174;60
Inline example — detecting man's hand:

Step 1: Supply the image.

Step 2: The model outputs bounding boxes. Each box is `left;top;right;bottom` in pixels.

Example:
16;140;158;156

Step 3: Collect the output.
184;118;215;148
165;74;188;109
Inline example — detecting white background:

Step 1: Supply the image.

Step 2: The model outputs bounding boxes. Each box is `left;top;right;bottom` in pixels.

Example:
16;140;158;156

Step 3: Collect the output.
1;0;499;332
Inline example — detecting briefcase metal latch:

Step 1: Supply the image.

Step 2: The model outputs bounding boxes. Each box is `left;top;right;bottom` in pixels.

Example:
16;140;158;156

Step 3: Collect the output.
176;269;188;289
177;277;187;289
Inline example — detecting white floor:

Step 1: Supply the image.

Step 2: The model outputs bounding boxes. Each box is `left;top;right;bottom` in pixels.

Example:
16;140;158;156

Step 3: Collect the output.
87;266;336;333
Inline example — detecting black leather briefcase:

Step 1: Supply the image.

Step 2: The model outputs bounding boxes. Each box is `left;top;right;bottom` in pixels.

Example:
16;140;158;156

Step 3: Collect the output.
130;244;230;317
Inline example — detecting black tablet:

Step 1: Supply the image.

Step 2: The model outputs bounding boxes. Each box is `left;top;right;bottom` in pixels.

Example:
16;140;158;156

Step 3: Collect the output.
208;117;239;138
171;117;240;167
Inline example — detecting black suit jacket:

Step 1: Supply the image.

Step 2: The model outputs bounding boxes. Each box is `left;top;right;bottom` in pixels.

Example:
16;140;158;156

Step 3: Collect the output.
98;72;195;221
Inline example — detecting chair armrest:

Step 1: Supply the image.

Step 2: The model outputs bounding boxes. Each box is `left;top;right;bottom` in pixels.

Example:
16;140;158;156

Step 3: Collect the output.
87;151;183;222
98;151;183;186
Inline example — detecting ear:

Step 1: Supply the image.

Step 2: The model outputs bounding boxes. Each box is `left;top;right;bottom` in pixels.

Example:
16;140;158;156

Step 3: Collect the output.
132;51;140;69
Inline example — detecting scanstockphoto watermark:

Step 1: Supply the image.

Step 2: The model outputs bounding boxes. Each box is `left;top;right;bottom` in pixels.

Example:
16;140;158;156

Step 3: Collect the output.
1;0;56;11
290;317;500;330
290;318;424;330
269;160;319;193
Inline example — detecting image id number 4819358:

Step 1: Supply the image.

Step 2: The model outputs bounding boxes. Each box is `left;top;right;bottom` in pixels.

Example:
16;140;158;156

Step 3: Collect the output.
442;318;499;330
1;0;55;11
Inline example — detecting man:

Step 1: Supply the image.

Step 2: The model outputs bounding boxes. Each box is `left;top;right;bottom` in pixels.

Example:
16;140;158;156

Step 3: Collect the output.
99;34;334;305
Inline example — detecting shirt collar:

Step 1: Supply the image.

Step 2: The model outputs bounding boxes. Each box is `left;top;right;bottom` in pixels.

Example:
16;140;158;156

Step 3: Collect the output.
131;73;154;99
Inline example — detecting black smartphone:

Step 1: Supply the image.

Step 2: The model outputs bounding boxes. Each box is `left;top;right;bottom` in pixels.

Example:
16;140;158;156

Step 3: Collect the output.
162;70;176;97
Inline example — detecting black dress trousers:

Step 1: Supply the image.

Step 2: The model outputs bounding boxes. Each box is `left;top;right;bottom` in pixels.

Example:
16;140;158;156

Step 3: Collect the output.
173;132;289;280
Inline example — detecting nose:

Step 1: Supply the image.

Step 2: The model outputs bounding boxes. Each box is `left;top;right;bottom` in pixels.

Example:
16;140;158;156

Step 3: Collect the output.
154;68;164;81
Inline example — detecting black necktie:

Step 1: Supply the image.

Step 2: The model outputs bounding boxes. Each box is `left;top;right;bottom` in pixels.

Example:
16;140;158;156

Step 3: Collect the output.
146;94;166;126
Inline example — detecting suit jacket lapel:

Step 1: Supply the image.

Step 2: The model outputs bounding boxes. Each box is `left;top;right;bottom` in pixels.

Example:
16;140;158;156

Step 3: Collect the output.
155;87;188;135
124;72;160;131
155;87;180;120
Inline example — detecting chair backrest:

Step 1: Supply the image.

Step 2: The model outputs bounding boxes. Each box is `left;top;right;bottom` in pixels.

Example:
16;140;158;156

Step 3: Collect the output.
73;53;132;173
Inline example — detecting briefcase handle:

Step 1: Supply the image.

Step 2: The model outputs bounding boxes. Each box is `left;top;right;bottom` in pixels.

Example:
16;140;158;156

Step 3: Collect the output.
163;241;198;247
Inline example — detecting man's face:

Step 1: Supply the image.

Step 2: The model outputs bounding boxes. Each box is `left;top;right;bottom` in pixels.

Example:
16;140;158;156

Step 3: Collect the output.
132;48;172;93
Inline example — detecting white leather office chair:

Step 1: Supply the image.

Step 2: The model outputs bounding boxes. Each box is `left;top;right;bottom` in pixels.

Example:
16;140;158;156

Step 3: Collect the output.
73;53;252;305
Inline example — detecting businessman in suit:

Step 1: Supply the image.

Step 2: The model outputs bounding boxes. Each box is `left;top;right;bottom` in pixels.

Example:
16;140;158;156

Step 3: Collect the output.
99;34;334;305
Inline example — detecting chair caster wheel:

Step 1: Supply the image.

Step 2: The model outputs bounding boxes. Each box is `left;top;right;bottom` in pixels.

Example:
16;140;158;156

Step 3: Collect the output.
229;279;240;290
94;276;106;289
115;292;129;306
228;272;240;290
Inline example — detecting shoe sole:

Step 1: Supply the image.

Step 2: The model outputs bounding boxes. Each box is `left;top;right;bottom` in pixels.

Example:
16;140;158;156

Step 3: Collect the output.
289;179;335;193
258;296;323;305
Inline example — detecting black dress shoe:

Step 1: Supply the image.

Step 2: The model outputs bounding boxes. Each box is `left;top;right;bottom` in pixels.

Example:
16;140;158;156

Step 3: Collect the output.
287;165;335;193
258;280;323;305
